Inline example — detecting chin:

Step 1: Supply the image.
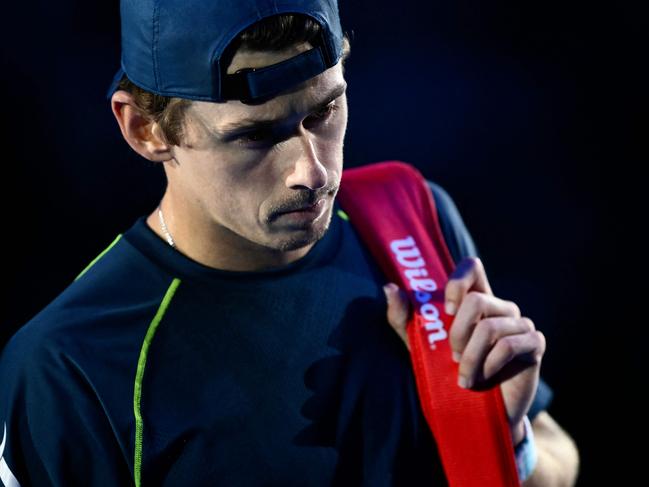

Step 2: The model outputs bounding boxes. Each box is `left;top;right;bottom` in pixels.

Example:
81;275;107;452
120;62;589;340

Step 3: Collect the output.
272;206;333;253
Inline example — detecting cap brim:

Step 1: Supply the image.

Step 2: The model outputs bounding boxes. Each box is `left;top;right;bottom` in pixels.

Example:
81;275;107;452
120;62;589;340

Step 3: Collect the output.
105;66;125;101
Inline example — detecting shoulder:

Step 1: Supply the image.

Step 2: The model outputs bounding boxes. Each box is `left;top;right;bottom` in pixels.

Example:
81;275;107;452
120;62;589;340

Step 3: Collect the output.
424;179;471;242
1;231;176;375
423;178;480;265
0;232;174;477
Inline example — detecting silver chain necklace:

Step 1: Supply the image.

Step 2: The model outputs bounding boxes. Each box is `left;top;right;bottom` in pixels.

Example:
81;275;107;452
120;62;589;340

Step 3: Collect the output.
157;204;176;248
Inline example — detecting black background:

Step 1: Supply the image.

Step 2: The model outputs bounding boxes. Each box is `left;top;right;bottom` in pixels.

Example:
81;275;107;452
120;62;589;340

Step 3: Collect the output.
2;1;646;484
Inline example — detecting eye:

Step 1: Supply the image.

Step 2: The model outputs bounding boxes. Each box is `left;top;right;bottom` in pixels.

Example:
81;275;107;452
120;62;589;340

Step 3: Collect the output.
237;129;274;144
309;102;339;122
236;102;340;148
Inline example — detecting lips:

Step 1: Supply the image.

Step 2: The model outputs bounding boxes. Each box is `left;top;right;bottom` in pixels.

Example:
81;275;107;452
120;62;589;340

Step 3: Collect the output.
281;198;325;214
289;203;318;212
273;198;327;223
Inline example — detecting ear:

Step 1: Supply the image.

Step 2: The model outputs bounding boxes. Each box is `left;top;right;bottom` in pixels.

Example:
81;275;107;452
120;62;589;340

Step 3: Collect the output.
110;90;174;162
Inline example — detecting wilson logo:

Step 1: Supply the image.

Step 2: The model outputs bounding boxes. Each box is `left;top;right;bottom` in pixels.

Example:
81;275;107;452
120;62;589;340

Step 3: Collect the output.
389;235;448;350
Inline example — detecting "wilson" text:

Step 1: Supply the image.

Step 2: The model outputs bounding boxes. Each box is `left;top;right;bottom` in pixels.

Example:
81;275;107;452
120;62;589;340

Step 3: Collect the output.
389;235;448;350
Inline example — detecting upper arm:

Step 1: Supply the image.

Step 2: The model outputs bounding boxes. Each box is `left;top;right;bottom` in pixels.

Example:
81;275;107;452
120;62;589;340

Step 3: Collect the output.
426;179;480;264
0;329;133;486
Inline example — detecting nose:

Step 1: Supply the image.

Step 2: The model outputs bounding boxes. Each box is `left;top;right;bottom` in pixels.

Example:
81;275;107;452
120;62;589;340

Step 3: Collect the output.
284;126;328;191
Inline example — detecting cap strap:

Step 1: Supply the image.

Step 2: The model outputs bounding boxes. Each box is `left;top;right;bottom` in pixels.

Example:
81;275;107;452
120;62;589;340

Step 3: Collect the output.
222;44;327;104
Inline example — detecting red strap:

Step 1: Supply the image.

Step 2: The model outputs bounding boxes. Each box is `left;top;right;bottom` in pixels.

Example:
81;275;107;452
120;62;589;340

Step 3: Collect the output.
336;161;520;486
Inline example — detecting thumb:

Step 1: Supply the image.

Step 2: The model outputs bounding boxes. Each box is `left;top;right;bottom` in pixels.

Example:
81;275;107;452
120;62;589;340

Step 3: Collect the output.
383;282;411;351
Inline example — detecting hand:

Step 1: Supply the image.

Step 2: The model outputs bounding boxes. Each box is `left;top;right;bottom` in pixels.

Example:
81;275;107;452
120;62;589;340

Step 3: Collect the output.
383;257;546;445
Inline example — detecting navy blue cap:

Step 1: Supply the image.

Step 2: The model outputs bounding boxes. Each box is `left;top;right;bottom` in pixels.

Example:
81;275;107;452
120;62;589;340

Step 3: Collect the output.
106;0;344;105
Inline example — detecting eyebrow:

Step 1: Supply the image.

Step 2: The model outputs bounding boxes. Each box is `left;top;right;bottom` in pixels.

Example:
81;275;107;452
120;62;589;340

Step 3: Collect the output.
214;82;347;139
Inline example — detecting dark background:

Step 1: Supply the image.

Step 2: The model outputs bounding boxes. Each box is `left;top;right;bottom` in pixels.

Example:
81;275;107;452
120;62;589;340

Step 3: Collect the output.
2;1;645;484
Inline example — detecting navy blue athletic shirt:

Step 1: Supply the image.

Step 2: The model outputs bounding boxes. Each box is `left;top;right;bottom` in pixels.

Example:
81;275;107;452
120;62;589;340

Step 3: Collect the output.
0;179;553;486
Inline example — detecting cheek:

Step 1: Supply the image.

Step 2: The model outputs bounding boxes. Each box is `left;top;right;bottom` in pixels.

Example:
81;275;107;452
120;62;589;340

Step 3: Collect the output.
326;103;348;147
315;113;347;162
184;159;224;196
169;145;274;227
204;156;275;217
168;149;238;212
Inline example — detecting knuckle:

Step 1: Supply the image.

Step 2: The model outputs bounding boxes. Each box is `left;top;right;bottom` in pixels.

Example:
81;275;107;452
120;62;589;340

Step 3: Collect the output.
465;290;483;308
449;328;465;353
507;300;521;317
460;350;478;371
520;316;536;332
448;276;470;294
499;335;518;357
476;318;498;342
449;325;461;347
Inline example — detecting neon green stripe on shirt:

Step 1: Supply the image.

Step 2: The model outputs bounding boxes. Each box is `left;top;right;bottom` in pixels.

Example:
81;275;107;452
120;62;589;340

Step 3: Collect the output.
74;234;123;281
132;277;182;487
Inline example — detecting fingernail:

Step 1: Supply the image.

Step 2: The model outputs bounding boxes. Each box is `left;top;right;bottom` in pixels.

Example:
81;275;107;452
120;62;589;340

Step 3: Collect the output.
458;376;469;389
452;351;461;363
445;301;456;315
383;284;392;298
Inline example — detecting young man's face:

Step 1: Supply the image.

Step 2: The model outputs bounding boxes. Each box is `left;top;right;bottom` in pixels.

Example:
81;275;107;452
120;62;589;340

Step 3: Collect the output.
166;42;348;258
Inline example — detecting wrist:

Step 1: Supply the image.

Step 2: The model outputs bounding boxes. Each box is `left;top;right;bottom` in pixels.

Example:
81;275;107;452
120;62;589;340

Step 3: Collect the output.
513;415;538;482
512;418;527;446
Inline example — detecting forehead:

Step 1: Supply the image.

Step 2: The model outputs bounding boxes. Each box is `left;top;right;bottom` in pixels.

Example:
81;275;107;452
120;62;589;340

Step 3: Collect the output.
187;46;346;135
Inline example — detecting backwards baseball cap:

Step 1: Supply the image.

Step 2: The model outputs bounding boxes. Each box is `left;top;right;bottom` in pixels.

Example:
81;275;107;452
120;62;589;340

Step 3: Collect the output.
106;0;344;105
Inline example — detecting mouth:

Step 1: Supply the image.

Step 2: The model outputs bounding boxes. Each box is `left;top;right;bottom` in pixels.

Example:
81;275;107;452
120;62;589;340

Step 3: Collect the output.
282;199;325;213
276;198;327;222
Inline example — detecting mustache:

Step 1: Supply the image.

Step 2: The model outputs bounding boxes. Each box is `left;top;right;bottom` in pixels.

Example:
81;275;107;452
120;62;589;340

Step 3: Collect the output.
271;186;338;216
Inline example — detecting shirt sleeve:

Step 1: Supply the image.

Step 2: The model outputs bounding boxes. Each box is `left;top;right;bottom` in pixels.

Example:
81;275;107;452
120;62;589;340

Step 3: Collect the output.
0;325;133;487
425;179;554;419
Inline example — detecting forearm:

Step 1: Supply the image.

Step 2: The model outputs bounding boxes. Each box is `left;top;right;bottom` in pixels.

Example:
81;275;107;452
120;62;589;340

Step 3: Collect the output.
520;412;580;487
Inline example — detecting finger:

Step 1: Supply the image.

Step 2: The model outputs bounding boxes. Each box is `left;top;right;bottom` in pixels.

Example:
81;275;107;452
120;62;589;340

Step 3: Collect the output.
449;291;521;362
445;257;493;316
483;330;546;380
383;282;411;351
457;317;535;388
469;330;546;391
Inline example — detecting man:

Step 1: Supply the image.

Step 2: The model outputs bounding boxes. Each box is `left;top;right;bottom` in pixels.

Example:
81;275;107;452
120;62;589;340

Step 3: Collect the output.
0;1;579;485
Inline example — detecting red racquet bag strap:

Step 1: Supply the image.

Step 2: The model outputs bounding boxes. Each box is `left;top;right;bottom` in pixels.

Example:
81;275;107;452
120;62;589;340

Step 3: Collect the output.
336;160;520;487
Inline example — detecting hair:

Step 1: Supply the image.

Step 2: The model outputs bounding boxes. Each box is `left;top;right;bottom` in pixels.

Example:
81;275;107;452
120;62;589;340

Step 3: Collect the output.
116;13;352;147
